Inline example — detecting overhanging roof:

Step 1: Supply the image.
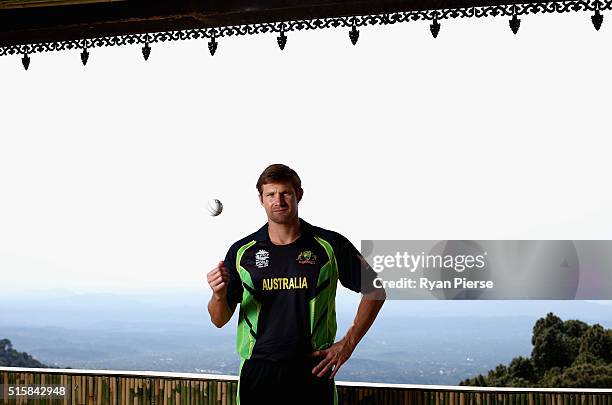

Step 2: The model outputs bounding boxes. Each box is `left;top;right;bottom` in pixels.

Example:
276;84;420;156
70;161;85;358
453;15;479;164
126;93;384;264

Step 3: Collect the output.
0;0;608;56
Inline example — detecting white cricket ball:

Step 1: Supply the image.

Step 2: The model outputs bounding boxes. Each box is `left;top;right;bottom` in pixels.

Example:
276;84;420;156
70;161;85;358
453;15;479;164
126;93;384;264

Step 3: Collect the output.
207;199;223;216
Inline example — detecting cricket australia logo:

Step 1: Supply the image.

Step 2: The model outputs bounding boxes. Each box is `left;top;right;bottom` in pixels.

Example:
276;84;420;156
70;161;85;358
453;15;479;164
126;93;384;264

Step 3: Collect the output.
255;249;269;268
297;250;317;265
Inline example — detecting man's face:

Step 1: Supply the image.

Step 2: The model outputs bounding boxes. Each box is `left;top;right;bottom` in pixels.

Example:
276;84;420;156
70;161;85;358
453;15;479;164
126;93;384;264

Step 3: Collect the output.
260;182;302;225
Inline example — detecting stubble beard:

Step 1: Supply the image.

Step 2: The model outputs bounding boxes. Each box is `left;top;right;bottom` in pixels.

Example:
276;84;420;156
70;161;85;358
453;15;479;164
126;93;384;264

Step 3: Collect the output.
269;209;297;225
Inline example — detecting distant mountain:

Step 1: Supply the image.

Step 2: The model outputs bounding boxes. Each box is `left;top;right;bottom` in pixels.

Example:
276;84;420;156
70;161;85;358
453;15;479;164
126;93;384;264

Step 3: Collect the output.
0;338;49;368
375;299;612;323
2;289;612;329
1;291;611;385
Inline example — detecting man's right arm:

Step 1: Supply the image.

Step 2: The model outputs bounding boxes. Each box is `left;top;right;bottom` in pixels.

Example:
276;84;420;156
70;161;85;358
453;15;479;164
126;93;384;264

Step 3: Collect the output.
206;260;237;328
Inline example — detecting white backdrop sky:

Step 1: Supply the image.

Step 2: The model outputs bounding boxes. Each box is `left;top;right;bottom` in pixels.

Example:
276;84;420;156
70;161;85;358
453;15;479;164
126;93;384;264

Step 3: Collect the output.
1;11;611;295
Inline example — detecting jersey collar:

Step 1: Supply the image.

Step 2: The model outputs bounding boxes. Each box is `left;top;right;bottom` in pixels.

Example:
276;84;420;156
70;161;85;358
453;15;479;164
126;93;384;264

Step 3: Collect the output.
254;217;313;242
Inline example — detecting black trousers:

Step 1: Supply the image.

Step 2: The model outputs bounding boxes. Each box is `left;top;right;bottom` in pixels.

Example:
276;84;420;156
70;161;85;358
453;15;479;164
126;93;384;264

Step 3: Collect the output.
238;357;336;405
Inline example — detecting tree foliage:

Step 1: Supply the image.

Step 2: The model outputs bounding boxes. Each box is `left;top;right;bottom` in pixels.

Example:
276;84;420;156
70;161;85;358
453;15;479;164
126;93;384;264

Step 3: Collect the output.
0;338;49;368
460;313;612;388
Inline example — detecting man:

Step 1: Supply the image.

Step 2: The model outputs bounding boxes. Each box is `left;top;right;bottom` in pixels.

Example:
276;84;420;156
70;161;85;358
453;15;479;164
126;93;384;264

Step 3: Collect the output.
206;164;385;405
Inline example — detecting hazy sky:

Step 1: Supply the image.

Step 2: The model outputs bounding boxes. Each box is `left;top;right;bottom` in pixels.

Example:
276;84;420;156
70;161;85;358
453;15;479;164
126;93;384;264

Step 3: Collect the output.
1;10;611;296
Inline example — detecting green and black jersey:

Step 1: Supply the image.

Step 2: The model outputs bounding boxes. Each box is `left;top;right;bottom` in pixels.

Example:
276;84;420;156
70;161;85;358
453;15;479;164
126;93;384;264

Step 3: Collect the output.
224;218;377;362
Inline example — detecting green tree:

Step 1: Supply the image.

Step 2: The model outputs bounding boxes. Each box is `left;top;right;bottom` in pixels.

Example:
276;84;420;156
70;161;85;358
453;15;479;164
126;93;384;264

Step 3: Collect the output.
574;324;612;366
0;338;49;368
540;363;612;388
508;356;535;383
531;313;587;376
461;314;611;388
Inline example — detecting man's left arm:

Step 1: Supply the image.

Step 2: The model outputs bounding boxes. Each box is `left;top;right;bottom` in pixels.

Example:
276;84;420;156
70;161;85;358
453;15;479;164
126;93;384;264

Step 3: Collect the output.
312;286;386;378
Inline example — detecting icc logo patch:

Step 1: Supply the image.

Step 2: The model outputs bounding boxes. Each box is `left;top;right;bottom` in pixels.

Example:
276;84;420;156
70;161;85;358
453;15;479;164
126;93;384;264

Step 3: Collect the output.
255;249;269;268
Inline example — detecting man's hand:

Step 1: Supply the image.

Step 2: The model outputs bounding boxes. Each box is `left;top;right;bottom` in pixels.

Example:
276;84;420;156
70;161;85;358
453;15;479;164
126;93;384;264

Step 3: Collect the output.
207;261;229;299
207;261;234;328
311;287;385;379
311;337;356;379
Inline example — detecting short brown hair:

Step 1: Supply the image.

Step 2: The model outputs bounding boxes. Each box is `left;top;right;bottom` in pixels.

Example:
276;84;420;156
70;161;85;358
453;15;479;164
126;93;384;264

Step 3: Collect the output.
256;164;302;196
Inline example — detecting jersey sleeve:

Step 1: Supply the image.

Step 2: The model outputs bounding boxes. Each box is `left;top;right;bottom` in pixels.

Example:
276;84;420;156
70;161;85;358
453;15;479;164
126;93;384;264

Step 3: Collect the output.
223;246;243;309
335;233;378;294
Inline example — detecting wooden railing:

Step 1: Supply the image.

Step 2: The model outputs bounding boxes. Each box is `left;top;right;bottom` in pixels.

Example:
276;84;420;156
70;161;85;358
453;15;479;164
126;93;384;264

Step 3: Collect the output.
1;367;611;405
